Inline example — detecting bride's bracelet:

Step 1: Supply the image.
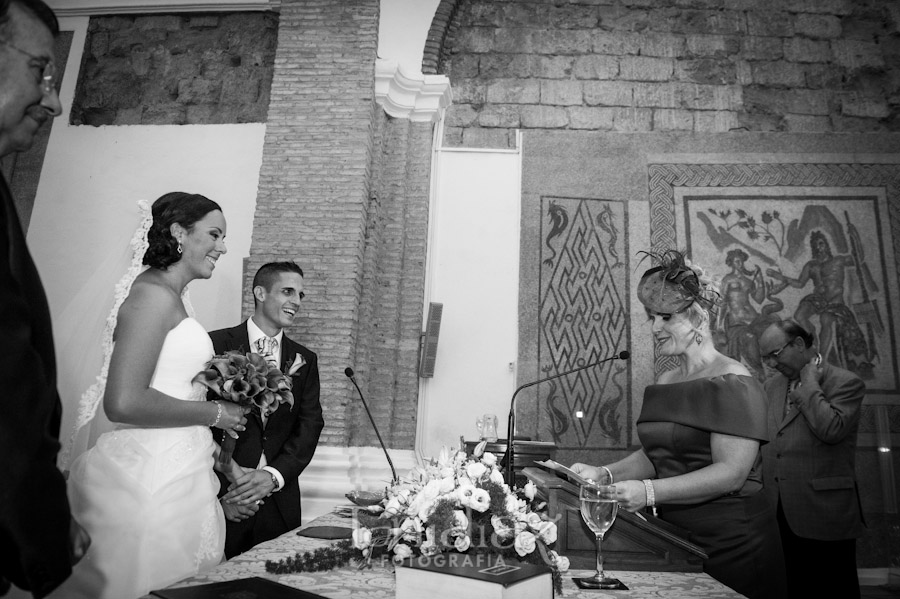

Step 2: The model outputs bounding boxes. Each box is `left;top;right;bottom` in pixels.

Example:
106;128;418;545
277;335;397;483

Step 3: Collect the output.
210;401;223;428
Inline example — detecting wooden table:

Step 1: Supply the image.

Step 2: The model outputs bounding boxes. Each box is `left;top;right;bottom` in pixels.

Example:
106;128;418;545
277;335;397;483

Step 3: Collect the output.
147;510;747;598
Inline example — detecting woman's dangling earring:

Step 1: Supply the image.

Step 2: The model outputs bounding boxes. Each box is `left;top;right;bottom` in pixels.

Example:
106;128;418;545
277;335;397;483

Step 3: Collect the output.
177;240;183;254
695;332;703;345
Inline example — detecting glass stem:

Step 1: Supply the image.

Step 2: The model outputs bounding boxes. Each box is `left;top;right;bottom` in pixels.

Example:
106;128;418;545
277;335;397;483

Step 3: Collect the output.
595;534;605;579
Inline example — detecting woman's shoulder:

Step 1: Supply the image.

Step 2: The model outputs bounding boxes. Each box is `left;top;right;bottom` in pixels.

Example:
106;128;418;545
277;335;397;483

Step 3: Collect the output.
118;275;183;326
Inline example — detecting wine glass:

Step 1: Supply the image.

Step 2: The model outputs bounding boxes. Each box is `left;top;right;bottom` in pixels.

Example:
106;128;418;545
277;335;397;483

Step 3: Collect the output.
574;474;621;589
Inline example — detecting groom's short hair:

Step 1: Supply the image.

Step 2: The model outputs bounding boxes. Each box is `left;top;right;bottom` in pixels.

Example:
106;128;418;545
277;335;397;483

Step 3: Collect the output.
252;261;304;306
0;0;59;36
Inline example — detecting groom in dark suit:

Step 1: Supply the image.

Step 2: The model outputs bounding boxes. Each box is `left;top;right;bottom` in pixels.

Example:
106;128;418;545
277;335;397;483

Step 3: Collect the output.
209;261;324;557
0;1;89;596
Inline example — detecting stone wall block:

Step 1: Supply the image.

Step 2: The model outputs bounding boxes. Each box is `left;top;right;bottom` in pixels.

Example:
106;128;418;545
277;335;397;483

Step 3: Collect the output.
573;55;618;80
567;106;615;130
116;106;142;124
783;113;833;131
540;80;584;106
663;9;746;35
652;108;694;130
90;31;109;58
455;27;494;53
638;32;688;57
142;103;186;124
493;28;538;54
533;56;575;79
740;36;783;61
189;15;220;28
479;54;516;79
746;11;794;37
534;29;594;54
592;31;641;55
620;55;674;81
519;105;569;128
686;34;739;57
466;2;503;27
838;92;891;118
840;15;889;41
831;39;885;70
548;4;602;29
452;79;487;104
448;54;480;79
795;13;843;39
675;58;737;85
693;109;741;131
784;37;832;63
784;0;854;16
583;80;634;106
612;106;653;131
596;6;649;33
803;63;845;89
633;82;678;108
750;60;806;87
130;49;151;76
486;79;540;104
831;114;889;132
461;126;515;148
134;15;182;32
478;104;521;128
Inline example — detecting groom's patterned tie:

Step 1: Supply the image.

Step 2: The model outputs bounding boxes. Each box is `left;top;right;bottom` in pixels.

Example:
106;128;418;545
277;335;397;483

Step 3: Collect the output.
255;336;279;368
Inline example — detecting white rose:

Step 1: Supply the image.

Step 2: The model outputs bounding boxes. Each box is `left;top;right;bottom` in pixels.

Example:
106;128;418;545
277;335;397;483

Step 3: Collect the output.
536;520;557;544
439;475;456;494
514;530;537;556
489;468;505;485
523;481;536;500
400;517;422;542
420;539;438;556
454;534;472;552
416;498;436;521
457;482;476;508
491;514;515;540
505;494;519;513
466;462;487;480
352;527;372;550
384;496;403;516
393;543;413;562
470;488;491;512
555;554;570;572
481;452;497;467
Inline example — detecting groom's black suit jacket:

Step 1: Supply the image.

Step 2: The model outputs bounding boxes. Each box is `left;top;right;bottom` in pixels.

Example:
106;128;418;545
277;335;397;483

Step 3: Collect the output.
0;175;73;596
208;321;324;557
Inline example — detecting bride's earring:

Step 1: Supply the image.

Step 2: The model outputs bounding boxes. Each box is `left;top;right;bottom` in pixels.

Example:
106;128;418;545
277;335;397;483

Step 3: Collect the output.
694;332;703;345
177;240;183;254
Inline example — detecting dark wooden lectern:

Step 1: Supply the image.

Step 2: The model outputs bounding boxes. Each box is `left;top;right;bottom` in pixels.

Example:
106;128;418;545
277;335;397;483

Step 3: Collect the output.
523;467;707;572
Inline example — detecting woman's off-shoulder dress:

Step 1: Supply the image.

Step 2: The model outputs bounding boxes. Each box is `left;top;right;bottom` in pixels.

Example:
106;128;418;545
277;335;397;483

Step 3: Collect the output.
637;374;787;599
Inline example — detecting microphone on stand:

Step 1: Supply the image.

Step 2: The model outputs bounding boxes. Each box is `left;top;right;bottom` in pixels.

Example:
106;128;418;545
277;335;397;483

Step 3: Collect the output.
502;350;630;486
345;367;399;484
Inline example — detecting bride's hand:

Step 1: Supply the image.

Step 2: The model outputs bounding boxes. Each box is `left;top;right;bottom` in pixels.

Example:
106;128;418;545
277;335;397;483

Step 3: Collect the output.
217;402;249;438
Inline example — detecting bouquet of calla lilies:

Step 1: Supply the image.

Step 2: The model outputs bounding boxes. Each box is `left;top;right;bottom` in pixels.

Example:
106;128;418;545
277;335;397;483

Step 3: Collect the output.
193;350;299;468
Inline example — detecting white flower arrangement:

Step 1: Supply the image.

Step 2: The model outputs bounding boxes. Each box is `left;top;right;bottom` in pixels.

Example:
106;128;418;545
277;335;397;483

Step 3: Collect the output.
351;442;567;592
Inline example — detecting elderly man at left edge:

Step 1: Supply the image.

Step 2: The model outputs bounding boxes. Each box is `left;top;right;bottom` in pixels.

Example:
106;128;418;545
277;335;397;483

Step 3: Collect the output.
0;1;90;597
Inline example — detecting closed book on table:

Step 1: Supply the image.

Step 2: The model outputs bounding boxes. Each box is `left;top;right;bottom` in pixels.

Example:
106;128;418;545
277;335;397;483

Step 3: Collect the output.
396;554;553;599
150;577;327;599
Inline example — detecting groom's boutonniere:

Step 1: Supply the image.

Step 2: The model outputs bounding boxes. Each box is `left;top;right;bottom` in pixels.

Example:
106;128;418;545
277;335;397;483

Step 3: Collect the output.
287;353;306;376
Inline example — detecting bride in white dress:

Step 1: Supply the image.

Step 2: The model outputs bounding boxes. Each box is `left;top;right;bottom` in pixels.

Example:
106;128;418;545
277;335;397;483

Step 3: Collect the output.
50;192;248;599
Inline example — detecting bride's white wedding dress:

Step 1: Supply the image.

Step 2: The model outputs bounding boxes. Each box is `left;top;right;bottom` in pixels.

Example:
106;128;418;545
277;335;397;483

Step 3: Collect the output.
51;318;225;599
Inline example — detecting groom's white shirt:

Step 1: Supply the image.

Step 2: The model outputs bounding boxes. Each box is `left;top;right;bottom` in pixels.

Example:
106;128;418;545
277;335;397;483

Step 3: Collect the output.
246;316;286;492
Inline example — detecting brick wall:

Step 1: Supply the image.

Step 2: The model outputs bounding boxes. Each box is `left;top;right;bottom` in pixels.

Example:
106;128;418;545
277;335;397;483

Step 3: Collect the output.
249;0;431;450
72;12;278;125
429;0;899;147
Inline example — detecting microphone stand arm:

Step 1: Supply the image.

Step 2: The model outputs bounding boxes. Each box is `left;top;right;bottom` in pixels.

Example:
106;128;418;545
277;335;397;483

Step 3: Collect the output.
349;376;398;485
503;357;624;487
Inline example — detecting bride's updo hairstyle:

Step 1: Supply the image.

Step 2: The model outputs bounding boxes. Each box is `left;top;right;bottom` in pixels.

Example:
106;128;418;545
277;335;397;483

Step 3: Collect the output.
143;191;222;269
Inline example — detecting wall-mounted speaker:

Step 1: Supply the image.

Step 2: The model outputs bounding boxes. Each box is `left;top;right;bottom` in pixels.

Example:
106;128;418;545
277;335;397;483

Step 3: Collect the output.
418;302;443;378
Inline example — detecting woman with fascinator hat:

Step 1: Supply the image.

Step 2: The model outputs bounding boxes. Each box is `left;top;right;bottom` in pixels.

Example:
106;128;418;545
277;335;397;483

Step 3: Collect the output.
572;250;787;599
50;193;249;599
